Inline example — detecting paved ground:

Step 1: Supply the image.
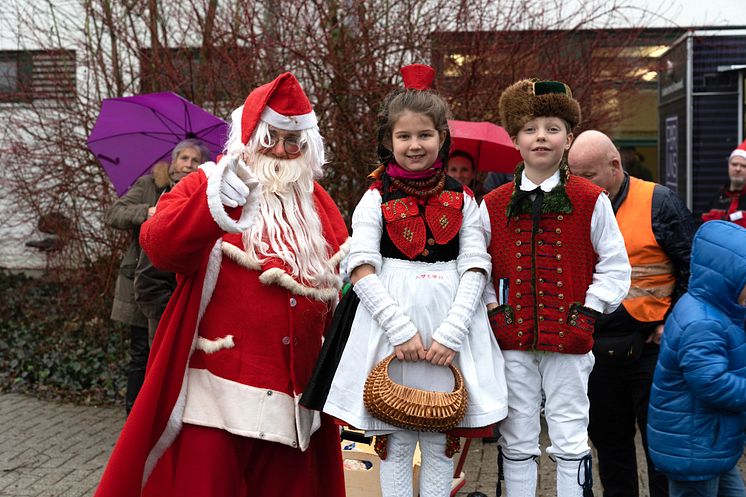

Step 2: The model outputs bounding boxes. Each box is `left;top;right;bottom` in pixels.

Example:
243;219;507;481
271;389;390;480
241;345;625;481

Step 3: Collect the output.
0;394;124;497
0;392;743;497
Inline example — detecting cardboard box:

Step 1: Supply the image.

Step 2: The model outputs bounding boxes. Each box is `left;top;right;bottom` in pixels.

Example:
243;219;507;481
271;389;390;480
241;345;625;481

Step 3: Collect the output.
342;440;421;497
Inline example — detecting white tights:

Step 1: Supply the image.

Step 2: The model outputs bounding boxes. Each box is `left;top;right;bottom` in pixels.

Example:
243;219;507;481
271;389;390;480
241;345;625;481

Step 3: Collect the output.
379;431;453;497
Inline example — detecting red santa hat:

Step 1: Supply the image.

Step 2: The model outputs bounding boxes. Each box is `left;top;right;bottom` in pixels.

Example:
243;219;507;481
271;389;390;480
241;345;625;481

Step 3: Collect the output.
240;72;317;145
730;139;746;161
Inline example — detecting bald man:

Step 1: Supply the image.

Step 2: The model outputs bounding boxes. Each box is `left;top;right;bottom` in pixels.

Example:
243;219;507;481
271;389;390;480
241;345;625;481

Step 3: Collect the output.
568;131;695;497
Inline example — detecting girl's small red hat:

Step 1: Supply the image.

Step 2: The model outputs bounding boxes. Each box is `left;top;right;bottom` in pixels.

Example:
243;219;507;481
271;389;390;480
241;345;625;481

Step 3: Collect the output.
400;64;435;90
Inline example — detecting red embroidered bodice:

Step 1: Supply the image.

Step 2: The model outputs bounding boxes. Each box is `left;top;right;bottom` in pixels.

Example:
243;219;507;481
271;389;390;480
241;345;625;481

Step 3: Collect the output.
483;175;603;354
374;175;466;262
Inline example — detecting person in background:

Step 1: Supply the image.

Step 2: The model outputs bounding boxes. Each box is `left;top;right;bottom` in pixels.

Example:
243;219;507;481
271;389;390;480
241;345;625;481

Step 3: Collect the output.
620;146;653;181
447;150;488;202
648;220;746;497
482;79;630;497
134;243;176;339
483;171;514;192
702;139;746;228
133;141;209;340
105;138;209;415
569;130;694;497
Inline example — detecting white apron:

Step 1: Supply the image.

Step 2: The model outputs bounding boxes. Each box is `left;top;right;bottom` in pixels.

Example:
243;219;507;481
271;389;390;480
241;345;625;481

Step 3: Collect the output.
324;257;507;432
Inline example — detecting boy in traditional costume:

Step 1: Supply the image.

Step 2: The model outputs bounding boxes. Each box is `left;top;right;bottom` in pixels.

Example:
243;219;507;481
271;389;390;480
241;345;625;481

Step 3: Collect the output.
480;79;631;497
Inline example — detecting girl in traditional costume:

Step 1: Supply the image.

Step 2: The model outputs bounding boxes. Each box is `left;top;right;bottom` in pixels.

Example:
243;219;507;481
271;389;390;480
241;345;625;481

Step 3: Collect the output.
324;64;507;497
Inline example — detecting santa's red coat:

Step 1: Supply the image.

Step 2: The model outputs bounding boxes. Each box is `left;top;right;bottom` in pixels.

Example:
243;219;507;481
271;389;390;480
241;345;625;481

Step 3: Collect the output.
94;167;349;497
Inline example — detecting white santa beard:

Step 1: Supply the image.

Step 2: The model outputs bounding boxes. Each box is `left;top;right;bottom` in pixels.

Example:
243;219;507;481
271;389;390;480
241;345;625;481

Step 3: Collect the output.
251;154;314;195
241;154;336;287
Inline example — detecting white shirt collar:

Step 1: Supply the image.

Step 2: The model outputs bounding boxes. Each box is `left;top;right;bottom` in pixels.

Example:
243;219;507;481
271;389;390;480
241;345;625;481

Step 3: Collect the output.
520;169;561;193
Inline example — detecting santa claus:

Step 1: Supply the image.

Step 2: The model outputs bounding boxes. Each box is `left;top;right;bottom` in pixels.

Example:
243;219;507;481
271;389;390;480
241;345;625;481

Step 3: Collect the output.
94;72;349;497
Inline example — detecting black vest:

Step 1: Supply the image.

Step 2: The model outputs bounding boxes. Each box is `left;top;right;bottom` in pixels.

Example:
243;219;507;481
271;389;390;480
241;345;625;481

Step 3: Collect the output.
379;174;463;263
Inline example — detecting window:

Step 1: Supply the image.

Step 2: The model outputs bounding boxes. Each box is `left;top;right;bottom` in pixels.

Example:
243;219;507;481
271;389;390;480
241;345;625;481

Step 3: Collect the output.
0;50;75;103
140;46;246;101
0;52;32;102
0;60;19;92
140;47;200;96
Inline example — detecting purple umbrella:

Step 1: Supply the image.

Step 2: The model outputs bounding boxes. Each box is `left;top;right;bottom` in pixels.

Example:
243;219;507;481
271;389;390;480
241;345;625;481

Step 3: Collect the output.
87;92;228;196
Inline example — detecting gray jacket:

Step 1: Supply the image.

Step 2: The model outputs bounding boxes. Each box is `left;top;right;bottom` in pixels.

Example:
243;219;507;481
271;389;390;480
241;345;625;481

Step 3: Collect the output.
105;162;171;327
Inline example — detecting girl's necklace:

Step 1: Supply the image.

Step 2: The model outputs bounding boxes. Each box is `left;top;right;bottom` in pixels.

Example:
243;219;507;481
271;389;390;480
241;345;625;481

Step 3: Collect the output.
390;169;446;198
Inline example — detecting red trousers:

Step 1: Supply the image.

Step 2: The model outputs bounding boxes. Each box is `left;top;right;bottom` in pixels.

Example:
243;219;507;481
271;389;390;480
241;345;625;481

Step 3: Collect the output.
143;417;345;497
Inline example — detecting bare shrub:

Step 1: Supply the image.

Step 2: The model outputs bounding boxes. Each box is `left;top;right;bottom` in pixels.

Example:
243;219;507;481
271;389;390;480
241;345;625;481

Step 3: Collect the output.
0;0;670;400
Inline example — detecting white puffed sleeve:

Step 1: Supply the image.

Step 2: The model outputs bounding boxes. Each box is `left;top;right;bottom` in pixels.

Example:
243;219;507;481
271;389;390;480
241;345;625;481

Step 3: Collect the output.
586;193;631;313
479;202;498;306
456;193;492;277
346;188;384;277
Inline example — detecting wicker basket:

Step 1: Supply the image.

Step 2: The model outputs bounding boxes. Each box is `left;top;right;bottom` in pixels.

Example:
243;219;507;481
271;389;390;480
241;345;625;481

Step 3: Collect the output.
363;354;468;432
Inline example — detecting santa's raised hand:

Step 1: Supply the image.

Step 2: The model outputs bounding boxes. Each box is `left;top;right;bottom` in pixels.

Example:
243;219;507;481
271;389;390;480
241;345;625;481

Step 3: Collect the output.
202;156;261;233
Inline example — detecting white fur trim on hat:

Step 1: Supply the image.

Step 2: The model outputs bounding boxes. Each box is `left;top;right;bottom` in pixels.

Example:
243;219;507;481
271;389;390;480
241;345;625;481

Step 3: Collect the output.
261;106;317;131
731;149;746;161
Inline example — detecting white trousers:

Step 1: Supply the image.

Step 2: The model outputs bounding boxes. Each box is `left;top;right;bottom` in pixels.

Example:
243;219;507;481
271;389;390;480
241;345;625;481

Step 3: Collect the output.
499;350;595;497
380;431;453;497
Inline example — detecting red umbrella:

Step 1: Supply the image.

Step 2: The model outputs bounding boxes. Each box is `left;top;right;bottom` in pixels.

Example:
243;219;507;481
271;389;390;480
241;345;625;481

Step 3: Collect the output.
448;120;522;173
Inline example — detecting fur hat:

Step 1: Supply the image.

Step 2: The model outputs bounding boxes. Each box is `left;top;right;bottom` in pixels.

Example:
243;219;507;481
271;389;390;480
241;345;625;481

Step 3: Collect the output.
499;79;581;137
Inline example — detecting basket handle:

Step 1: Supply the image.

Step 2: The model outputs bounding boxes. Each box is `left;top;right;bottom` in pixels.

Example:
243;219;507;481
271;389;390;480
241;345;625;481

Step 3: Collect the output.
382;354;464;393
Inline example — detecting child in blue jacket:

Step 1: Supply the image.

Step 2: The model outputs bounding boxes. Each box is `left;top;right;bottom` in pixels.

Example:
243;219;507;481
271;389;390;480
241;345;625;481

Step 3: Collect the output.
648;220;746;497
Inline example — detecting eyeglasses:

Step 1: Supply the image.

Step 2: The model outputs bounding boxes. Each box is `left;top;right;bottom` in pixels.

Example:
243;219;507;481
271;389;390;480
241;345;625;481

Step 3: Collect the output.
261;133;303;155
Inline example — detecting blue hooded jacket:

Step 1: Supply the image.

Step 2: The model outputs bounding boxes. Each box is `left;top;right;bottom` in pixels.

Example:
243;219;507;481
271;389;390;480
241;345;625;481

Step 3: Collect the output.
647;220;746;481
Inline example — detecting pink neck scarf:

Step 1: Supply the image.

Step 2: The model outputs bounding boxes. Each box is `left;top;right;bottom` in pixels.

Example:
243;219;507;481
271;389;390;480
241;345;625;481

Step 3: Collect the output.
386;159;443;180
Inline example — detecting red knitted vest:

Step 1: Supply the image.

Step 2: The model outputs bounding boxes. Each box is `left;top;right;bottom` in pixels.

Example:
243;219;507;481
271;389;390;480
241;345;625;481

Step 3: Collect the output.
484;175;602;354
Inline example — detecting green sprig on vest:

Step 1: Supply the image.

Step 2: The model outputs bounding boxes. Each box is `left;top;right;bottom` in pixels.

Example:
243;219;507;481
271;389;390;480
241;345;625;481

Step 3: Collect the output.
506;161;574;218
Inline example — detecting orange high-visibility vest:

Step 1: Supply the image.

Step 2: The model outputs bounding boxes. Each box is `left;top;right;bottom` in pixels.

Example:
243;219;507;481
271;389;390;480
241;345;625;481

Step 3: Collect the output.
616;177;675;322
